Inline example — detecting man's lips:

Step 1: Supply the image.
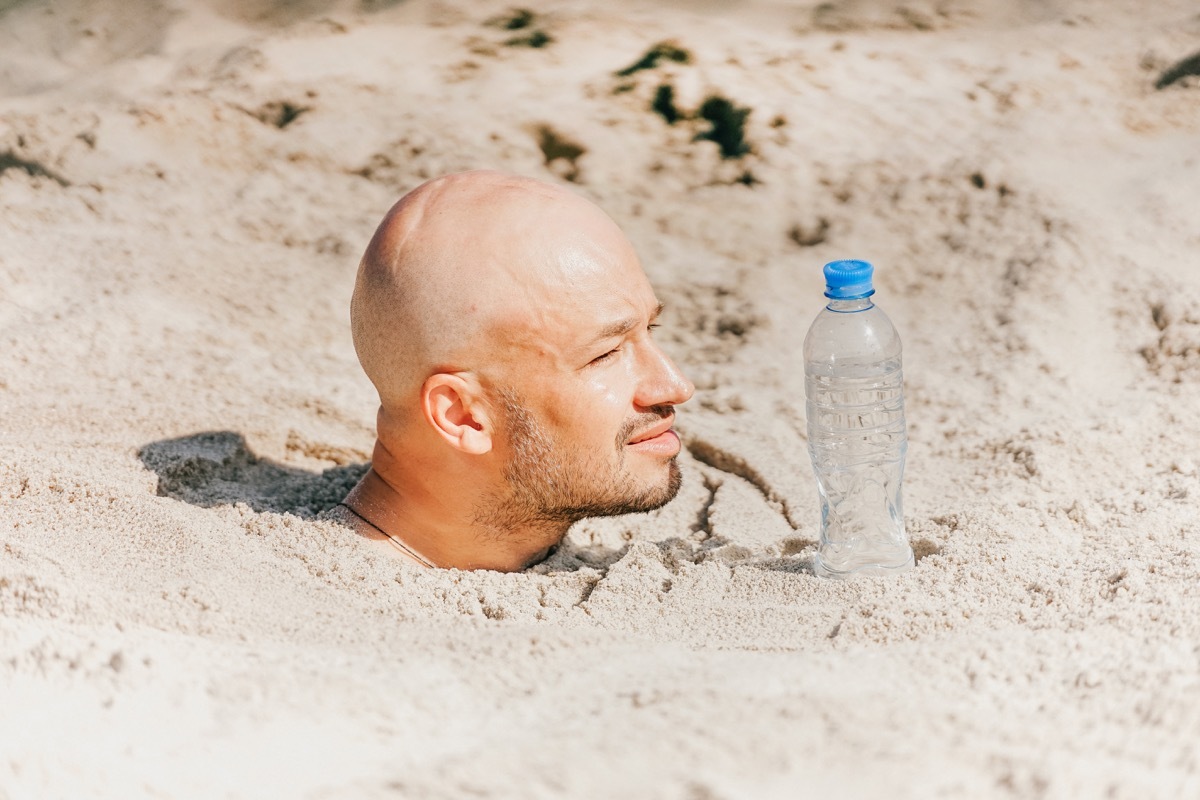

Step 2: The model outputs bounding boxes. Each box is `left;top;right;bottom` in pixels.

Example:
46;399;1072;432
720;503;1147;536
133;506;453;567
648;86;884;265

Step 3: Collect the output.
627;416;676;445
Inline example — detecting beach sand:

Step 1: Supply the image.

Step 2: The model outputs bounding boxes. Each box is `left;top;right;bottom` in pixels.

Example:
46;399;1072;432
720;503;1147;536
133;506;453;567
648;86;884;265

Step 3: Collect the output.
2;0;1200;796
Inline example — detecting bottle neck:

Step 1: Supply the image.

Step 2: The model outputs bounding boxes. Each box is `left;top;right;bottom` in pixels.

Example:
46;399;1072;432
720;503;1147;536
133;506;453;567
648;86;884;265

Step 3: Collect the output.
826;295;875;313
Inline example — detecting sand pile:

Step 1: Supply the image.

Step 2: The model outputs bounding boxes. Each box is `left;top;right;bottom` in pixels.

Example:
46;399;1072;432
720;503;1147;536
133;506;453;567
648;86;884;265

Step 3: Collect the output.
2;0;1200;796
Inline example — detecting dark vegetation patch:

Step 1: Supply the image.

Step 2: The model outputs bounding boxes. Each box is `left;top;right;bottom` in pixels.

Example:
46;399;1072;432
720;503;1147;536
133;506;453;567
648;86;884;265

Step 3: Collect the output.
735;170;759;186
615;41;691;77
0;151;70;186
495;8;534;29
652;84;680;124
250;100;310;129
648;84;756;161
507;29;552;48
612;42;754;163
694;95;752;159
969;171;1011;197
534;125;586;182
489;8;552;48
1155;49;1200;90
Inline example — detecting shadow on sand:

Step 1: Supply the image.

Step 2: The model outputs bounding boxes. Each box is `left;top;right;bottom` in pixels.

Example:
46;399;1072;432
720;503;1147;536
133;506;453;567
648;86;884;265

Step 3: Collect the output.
138;431;367;518
138;432;738;574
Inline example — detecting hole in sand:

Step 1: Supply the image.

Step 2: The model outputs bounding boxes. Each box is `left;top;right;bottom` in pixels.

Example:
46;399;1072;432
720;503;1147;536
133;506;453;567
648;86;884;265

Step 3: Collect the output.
912;538;943;564
780;537;816;556
789;218;830;247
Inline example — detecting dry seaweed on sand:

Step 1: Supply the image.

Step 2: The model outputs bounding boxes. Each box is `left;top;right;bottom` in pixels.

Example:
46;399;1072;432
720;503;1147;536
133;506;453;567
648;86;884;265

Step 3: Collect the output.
615;41;692;77
694;95;753;159
1154;49;1200;89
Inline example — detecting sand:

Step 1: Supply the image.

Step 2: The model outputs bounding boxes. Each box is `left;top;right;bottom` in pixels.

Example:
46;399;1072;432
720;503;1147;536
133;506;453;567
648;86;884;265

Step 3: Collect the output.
3;0;1200;797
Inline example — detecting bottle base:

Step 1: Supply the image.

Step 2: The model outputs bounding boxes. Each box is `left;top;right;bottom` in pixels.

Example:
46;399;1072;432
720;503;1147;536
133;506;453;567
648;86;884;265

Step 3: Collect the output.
813;548;915;579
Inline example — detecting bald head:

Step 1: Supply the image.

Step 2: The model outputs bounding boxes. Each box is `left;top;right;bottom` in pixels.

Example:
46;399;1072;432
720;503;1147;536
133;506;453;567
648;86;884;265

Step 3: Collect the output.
341;170;694;570
351;170;640;412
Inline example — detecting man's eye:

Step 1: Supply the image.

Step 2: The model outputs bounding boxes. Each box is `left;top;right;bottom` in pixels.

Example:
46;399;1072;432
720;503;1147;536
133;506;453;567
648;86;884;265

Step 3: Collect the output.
590;347;621;365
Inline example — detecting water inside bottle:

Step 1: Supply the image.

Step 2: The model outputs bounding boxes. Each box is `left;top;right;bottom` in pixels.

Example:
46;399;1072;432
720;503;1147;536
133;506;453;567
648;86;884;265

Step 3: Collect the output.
806;357;914;576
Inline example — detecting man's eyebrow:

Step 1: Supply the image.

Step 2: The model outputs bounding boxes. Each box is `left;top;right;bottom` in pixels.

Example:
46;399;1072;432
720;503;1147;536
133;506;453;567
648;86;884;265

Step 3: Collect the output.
591;303;665;343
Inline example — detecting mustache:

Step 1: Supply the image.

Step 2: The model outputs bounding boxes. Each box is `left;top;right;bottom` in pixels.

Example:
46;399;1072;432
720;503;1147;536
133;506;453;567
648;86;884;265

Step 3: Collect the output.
617;405;675;445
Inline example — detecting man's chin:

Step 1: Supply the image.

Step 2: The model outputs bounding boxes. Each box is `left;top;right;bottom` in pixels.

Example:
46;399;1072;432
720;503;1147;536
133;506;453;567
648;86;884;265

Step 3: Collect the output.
510;458;685;522
623;457;684;513
664;457;683;499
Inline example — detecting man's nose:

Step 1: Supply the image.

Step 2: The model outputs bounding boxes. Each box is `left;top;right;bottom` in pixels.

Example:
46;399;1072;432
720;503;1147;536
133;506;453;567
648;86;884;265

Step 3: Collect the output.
635;342;694;409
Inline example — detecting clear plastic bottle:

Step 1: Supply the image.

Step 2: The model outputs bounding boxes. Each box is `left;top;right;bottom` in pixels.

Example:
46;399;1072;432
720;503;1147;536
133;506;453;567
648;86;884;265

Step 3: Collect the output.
804;259;914;578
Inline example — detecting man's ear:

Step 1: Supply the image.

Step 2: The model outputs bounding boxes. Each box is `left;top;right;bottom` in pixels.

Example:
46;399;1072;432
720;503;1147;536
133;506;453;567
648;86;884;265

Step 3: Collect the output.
420;373;493;455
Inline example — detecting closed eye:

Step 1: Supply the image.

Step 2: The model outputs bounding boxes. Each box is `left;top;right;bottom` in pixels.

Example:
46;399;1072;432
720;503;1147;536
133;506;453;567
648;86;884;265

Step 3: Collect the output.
589;346;622;366
584;310;663;368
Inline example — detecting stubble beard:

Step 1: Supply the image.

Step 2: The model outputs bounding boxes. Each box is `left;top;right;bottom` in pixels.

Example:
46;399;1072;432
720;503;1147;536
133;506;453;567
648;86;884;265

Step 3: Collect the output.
475;389;683;536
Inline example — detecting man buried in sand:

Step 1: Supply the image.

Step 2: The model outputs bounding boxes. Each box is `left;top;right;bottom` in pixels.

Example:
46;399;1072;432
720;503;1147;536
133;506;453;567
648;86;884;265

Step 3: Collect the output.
330;170;695;572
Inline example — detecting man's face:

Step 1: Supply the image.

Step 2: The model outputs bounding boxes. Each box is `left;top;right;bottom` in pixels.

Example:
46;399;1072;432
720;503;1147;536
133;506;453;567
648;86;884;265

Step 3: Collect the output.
492;386;682;525
479;229;694;528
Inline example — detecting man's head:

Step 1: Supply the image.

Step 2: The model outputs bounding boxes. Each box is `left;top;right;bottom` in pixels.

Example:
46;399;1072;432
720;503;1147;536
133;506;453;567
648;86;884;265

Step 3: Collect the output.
348;170;693;568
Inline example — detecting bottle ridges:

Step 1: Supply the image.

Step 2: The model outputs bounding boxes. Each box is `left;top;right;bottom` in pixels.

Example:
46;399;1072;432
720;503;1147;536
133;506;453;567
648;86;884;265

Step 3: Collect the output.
805;365;906;454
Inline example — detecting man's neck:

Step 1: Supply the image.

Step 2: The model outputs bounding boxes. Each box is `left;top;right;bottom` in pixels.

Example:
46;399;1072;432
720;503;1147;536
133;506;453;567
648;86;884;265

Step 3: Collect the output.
345;451;562;572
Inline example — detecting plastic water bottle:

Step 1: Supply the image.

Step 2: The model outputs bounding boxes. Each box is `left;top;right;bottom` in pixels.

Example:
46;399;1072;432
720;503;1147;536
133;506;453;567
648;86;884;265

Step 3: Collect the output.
804;259;914;578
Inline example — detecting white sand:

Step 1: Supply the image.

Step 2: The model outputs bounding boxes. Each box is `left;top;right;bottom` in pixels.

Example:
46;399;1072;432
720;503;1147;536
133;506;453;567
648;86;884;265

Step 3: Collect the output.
3;0;1200;796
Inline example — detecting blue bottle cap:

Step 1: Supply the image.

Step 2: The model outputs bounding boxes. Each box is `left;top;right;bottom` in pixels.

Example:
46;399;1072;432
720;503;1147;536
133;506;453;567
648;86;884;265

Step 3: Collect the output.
823;259;875;300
